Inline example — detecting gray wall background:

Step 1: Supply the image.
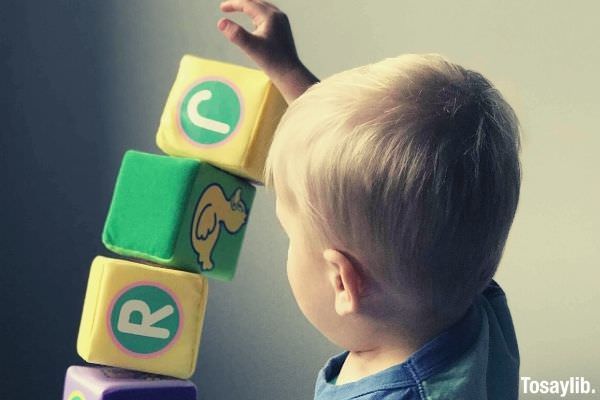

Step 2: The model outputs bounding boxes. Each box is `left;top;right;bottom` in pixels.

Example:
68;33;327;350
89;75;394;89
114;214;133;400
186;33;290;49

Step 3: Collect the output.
1;1;598;399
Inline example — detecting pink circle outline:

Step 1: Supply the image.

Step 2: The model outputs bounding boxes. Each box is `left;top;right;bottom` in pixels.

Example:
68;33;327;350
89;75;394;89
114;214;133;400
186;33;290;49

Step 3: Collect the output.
106;281;184;359
175;76;245;148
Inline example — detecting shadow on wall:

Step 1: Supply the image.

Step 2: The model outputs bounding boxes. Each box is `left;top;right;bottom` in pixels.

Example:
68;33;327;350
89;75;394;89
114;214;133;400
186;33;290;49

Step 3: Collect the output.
1;2;338;399
0;3;115;399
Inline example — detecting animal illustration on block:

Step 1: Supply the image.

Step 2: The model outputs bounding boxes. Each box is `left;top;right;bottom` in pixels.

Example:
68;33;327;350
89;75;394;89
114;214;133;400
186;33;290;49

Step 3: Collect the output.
191;184;248;270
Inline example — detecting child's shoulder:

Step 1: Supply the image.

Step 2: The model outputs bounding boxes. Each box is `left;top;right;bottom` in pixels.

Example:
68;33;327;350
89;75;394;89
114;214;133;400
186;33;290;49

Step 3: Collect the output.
314;281;519;400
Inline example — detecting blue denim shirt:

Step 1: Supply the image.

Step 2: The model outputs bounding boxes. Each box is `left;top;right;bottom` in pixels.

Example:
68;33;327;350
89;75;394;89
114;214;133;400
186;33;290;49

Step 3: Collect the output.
314;281;519;400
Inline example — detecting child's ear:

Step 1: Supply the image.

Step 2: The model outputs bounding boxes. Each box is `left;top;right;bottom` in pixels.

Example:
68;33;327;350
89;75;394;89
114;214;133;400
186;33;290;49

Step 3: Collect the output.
322;248;366;316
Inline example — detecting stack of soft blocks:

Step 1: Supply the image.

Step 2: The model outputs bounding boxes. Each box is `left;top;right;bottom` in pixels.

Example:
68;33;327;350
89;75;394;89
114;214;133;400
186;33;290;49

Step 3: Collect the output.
62;55;286;400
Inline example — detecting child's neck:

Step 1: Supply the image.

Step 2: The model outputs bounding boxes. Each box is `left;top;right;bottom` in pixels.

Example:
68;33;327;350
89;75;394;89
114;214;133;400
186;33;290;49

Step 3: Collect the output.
335;312;461;385
335;339;418;385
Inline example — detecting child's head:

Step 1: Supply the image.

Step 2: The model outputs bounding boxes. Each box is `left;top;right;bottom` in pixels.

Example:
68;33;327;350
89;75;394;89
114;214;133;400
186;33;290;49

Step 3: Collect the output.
264;53;521;348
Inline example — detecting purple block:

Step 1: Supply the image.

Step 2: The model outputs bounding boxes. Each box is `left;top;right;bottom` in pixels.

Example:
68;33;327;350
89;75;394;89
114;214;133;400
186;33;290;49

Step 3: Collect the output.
62;365;197;400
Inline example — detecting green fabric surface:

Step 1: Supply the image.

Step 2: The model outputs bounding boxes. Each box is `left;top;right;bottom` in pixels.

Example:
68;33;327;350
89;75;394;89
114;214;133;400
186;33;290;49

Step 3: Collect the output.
102;150;256;281
103;150;198;261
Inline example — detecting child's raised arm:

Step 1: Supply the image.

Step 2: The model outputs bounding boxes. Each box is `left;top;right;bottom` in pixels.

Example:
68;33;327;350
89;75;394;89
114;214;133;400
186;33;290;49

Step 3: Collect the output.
217;0;319;103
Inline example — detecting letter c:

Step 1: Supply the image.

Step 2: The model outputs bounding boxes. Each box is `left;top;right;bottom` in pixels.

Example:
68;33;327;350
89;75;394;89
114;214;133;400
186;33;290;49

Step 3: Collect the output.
187;90;231;135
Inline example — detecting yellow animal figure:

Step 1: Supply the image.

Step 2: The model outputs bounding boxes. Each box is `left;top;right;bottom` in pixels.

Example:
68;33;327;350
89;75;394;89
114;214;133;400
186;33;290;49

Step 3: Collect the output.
191;184;248;270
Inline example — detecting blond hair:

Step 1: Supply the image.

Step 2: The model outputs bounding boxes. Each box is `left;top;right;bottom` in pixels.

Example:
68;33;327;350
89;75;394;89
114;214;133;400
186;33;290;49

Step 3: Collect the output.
264;53;521;318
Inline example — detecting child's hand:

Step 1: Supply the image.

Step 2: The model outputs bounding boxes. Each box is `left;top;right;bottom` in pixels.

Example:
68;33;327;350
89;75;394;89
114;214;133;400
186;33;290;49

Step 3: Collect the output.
217;0;319;103
217;0;298;80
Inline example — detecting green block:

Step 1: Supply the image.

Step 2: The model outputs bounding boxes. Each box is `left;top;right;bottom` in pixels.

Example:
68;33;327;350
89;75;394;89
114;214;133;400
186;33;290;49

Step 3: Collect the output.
102;150;256;281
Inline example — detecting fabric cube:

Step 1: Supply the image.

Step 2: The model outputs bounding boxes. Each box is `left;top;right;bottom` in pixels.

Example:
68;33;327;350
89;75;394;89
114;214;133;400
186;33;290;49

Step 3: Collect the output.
63;365;197;400
156;55;287;184
102;150;256;281
77;256;208;379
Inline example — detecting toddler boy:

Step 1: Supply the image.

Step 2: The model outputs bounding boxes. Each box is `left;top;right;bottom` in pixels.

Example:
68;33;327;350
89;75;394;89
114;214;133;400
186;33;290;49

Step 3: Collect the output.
218;1;521;399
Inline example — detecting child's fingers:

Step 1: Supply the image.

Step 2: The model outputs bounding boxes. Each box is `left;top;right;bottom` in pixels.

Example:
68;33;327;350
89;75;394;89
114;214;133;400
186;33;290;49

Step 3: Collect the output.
256;0;280;11
217;17;259;51
219;0;270;25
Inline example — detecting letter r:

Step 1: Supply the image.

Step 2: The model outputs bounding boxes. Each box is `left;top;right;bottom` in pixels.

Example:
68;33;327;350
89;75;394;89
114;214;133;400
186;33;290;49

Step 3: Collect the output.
117;299;174;339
